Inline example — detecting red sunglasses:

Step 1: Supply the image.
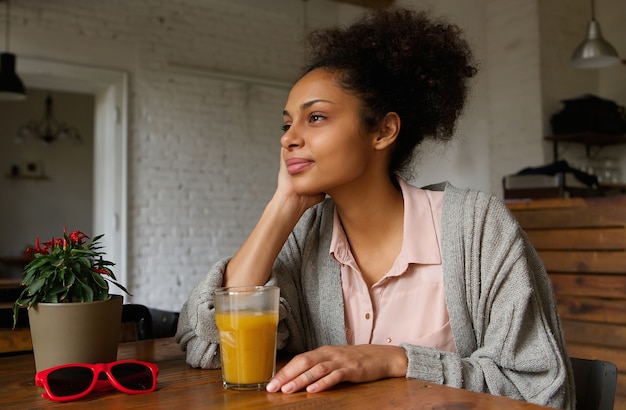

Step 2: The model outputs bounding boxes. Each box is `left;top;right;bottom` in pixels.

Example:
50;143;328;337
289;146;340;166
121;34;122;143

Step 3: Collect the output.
35;360;159;402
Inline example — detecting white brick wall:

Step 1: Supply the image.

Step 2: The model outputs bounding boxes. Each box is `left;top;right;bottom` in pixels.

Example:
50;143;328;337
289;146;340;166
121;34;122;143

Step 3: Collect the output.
6;0;307;310
125;0;302;309
3;0;624;312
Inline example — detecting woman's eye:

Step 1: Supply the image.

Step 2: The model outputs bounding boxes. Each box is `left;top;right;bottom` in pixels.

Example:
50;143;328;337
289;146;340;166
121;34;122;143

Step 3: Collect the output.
281;124;291;132
309;114;326;123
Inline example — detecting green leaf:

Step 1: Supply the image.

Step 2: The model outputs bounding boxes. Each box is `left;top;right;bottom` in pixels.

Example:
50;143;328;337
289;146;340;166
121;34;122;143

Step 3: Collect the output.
65;271;75;287
12;287;31;329
93;286;108;301
24;257;49;271
108;279;131;295
79;280;94;301
91;271;108;288
47;284;66;296
28;277;47;295
51;258;64;268
12;304;21;329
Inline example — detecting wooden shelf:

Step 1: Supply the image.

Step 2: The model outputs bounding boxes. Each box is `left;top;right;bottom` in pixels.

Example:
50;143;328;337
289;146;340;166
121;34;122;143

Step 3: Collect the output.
0;257;29;267
545;132;626;145
5;174;48;180
544;132;626;161
599;182;626;190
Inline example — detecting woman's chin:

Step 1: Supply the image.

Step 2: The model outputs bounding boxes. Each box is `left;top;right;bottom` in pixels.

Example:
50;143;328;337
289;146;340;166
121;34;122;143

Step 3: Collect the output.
292;182;326;198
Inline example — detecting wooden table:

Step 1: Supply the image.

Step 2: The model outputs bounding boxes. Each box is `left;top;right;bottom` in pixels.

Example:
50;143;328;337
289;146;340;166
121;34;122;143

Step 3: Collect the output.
0;337;551;409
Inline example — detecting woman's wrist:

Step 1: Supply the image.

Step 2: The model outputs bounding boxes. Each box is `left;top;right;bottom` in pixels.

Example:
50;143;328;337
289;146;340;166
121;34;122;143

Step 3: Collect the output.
388;346;409;378
269;189;318;224
223;193;308;287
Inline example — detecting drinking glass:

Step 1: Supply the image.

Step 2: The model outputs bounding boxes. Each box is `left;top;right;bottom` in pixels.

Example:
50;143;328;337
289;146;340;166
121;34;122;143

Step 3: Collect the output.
214;286;280;390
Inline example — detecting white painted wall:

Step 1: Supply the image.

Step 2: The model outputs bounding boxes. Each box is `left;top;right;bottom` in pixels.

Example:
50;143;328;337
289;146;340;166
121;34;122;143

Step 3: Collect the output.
0;89;94;266
539;0;626;176
1;0;624;311
394;0;491;193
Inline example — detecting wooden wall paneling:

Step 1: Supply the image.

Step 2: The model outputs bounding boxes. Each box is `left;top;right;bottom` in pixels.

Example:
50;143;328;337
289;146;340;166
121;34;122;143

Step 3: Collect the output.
556;296;626;325
507;197;626;404
513;205;626;230
539;251;626;273
561;320;626;349
550;274;626;298
525;228;626;250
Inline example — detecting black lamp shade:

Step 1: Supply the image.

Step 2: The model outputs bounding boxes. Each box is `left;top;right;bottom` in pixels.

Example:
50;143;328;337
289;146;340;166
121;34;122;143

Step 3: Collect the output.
0;52;26;100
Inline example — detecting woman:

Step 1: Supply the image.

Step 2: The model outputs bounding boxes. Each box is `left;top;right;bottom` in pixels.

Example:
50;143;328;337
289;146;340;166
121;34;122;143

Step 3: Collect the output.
176;7;574;408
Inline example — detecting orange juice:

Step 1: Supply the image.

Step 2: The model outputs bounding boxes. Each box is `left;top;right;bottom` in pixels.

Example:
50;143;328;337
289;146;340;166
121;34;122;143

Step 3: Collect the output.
215;310;278;386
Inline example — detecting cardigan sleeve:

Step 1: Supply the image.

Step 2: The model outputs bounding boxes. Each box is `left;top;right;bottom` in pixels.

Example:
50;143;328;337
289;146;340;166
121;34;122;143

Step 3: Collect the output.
174;257;227;369
175;255;301;369
401;186;574;410
174;202;332;369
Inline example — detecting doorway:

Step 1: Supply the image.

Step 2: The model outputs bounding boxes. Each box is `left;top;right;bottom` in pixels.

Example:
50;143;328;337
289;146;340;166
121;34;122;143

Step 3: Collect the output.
16;57;129;289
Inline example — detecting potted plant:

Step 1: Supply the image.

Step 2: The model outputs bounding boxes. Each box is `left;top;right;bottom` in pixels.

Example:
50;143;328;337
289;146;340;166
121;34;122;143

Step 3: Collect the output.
13;228;130;372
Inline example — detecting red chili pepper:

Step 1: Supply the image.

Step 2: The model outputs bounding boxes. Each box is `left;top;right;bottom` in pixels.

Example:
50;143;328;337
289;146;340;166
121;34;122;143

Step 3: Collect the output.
93;268;111;276
69;230;88;245
24;247;37;260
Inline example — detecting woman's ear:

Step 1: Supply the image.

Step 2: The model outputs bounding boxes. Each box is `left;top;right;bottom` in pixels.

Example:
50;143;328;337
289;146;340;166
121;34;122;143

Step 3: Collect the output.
373;112;400;150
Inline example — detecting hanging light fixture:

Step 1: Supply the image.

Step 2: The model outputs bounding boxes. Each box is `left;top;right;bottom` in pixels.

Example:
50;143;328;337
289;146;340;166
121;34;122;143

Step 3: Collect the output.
571;0;621;69
0;0;26;100
16;93;82;144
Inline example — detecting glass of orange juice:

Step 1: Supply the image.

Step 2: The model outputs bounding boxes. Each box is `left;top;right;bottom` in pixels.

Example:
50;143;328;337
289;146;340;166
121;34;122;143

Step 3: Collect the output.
214;285;280;390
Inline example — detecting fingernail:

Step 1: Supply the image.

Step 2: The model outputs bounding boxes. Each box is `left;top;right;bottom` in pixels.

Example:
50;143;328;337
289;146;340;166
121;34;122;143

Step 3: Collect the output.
307;383;318;393
281;382;295;394
266;379;279;392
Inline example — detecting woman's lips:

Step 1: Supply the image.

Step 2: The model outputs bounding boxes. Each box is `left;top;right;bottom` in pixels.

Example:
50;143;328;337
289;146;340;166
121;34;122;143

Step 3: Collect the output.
285;158;313;174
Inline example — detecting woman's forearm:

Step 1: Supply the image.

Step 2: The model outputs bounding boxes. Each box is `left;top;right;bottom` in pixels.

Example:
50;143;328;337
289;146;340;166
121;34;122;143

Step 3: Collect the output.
223;194;310;287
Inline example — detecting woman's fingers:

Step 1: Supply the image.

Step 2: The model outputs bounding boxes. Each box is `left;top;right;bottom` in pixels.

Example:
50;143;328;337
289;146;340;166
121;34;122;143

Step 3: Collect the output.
266;345;407;394
305;366;346;393
266;351;325;393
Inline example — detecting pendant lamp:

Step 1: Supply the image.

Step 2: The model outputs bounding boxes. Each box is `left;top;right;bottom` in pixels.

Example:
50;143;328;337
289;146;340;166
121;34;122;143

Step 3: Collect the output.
0;0;26;100
571;0;621;69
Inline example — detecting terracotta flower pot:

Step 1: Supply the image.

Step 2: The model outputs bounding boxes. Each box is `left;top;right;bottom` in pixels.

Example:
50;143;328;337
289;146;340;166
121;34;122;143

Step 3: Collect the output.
28;294;124;372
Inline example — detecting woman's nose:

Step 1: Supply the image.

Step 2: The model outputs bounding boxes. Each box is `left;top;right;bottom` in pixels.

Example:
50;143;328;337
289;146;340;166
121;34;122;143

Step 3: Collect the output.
280;125;302;150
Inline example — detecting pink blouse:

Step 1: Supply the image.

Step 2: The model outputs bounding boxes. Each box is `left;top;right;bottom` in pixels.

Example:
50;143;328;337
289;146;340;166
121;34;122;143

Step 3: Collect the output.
330;180;456;352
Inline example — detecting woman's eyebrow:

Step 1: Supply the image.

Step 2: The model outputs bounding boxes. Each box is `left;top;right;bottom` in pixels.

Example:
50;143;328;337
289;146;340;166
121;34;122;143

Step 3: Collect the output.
283;99;333;117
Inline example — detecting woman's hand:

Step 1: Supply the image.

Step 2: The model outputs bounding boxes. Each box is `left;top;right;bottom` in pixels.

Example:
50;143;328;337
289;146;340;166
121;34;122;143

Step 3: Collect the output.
266;344;408;394
223;148;323;287
274;148;325;215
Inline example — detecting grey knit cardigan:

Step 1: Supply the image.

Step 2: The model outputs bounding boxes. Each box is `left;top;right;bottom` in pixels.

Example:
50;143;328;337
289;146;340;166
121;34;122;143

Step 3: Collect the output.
175;182;575;409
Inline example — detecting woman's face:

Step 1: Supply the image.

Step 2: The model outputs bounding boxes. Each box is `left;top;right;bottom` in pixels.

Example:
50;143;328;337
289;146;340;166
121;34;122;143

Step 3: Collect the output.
281;68;381;197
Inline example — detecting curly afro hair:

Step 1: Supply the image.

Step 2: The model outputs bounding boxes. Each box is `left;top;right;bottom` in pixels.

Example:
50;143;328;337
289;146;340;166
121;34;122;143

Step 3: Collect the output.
303;7;477;180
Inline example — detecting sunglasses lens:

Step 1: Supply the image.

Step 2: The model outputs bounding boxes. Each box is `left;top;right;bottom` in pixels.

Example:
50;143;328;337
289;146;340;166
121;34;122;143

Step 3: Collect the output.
47;367;94;397
111;363;154;391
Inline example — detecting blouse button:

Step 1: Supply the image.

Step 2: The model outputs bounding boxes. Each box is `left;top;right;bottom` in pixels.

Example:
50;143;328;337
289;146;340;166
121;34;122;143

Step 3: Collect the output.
386;338;392;344
365;313;371;320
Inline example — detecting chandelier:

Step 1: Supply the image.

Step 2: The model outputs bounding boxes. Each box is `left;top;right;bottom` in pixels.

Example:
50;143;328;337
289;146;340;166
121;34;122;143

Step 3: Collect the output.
16;93;82;144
